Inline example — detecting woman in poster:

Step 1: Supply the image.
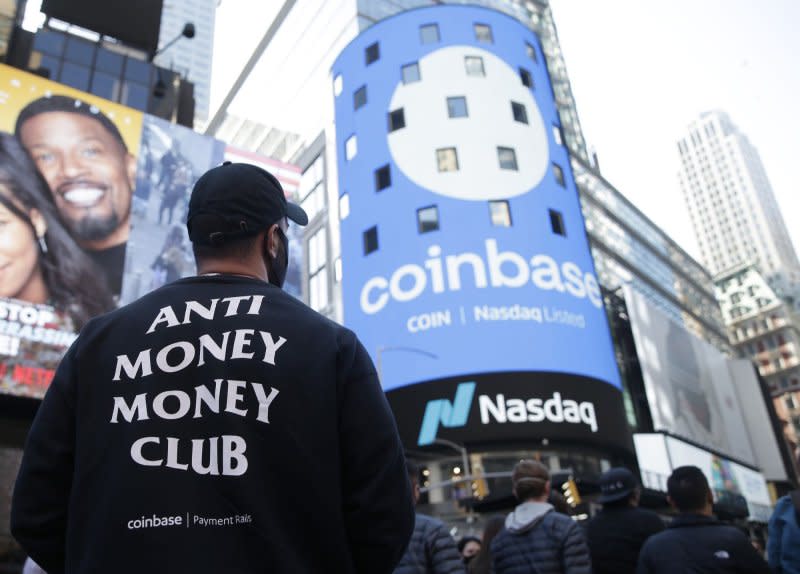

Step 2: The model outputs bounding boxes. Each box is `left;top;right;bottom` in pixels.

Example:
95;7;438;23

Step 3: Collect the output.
0;133;113;328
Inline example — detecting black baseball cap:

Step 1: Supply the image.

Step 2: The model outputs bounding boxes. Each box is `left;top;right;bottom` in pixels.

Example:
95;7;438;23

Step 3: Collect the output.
598;467;637;503
187;162;308;245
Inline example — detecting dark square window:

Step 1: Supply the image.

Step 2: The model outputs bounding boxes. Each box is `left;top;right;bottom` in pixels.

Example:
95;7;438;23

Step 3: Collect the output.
489;200;512;227
121;80;148;110
354;85;367;110
420;24;440;44
550;209;566;237
64;36;94;65
124;57;151;83
95;49;123;74
417;205;440;233
364;226;379;255
519;67;533;88
498;147;518;171
447;96;468;118
512;101;528;124
91;71;121;101
59;62;91;91
375;164;391;191
465;56;485;77
474;23;493;43
36;55;60;79
526;42;538;62
402;62;420;84
388;108;405;132
365;42;380;65
33;29;65;56
436;148;459;172
553;163;565;187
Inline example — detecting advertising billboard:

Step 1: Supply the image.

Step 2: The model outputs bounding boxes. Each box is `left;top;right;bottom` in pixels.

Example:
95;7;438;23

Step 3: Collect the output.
333;6;628;449
624;285;760;465
0;64;302;399
634;433;772;522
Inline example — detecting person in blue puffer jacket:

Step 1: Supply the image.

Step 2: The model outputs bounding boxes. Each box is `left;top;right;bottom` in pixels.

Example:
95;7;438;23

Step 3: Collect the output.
491;460;591;574
768;492;800;574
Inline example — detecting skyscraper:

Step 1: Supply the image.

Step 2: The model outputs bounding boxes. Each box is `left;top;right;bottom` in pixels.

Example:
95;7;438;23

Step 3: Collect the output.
678;110;799;277
155;0;217;125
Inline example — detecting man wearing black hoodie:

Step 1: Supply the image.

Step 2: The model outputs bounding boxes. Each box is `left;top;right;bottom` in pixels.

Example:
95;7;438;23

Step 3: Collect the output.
637;465;769;574
491;460;591;574
11;162;415;573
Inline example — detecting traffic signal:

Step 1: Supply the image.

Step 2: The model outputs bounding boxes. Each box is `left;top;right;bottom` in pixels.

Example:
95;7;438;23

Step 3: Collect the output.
561;477;581;507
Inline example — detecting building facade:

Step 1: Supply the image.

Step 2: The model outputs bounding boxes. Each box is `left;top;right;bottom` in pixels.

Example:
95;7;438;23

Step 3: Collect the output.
678;111;799;277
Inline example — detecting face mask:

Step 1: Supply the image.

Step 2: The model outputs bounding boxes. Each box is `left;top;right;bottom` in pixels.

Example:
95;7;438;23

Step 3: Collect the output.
267;227;289;288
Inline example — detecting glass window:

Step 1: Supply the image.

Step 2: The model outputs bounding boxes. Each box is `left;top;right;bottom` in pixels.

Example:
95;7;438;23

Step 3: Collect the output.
59;62;91;91
364;226;379;255
37;55;60;79
375;164;391;191
436;148;458;172
365;42;380;65
511;101;528;124
552;125;563;146
447;96;468;118
402;62;420;84
34;29;65;56
550;209;566;237
91;71;120;101
526;42;537;62
388;108;405;132
333;74;343;96
497;147;518;171
64;36;94;64
334;257;342;283
95;49;123;75
345;135;357;160
420;24;440;44
519;67;533;88
465;56;485;77
489;200;511;227
121;80;148;110
124;57;151;83
474;23;493;43
353;85;367;110
339;193;350;220
308;228;328;311
417;206;440;233
553;163;565;187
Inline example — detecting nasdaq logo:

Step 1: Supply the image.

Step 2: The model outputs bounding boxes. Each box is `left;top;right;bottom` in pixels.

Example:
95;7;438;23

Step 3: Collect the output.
417;382;476;446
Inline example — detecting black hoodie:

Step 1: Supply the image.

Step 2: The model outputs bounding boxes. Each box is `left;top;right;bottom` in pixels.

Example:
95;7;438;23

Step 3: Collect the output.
11;274;414;574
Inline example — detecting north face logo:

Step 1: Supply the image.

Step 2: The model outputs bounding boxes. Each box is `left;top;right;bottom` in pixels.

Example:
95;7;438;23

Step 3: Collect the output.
417;383;476;446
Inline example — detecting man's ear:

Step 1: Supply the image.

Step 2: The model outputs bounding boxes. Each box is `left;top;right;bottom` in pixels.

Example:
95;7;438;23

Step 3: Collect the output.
266;224;280;259
125;153;137;190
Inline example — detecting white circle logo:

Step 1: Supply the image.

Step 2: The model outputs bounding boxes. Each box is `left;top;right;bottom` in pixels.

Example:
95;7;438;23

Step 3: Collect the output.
387;46;550;201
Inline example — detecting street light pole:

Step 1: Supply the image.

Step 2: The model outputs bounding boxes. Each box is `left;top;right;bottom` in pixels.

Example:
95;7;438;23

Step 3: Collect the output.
375;345;438;383
432;437;470;481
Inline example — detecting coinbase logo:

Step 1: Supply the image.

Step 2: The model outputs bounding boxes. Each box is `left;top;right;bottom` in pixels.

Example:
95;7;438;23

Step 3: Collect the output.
417;382;476;446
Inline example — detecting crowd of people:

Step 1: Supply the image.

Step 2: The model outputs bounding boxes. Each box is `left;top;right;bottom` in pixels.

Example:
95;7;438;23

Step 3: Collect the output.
397;460;798;574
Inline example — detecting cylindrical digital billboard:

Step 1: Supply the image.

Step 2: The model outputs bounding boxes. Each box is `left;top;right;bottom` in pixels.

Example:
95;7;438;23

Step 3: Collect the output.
333;5;630;451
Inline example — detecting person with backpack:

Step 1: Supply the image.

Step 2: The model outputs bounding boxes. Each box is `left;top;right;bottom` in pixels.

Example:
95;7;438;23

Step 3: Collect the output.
490;460;591;574
768;490;800;573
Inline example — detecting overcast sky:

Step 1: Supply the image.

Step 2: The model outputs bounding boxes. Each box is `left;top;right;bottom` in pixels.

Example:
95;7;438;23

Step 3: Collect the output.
211;1;800;263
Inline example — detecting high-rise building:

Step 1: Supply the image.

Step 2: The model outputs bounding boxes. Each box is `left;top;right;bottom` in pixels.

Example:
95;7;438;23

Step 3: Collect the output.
155;0;217;125
678;110;799;277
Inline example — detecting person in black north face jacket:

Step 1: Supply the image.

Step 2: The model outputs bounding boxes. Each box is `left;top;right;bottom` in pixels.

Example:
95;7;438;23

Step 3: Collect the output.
11;163;415;574
491;460;591;574
637;466;769;574
394;463;465;574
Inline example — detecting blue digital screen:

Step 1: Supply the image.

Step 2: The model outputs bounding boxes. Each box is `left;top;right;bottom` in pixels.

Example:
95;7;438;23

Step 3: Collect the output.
333;5;621;392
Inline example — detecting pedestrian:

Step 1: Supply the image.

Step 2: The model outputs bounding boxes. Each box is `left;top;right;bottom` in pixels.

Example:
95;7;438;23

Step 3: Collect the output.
468;515;505;574
586;467;664;574
458;536;481;567
394;462;466;574
637;465;770;573
11;162;415;574
767;489;800;573
491;460;591;574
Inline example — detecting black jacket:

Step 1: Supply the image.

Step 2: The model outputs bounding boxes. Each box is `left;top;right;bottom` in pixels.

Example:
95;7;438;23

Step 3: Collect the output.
491;502;591;574
393;513;466;574
586;505;664;574
637;514;770;574
11;275;414;574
